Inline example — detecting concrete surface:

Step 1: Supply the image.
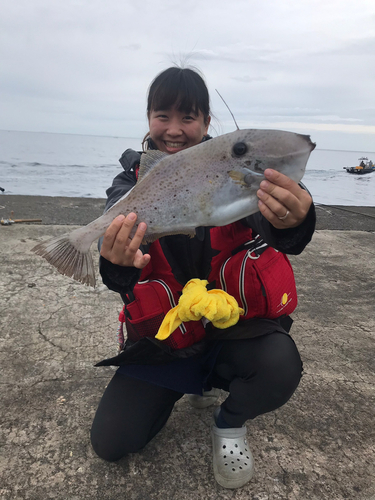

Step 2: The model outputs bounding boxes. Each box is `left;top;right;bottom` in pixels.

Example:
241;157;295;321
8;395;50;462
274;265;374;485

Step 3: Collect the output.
0;200;374;499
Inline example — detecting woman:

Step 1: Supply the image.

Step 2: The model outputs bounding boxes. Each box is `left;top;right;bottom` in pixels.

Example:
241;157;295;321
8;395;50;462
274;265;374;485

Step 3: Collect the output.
91;66;315;489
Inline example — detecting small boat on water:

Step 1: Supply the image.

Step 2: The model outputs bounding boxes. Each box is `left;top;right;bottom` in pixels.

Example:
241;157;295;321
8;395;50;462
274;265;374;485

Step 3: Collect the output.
343;157;375;175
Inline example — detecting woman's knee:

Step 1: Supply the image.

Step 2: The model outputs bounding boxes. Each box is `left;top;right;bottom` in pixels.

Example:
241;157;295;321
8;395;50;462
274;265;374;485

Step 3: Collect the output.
89;373;149;461
89;373;182;461
90;430;124;462
252;334;303;406
217;334;303;408
90;420;146;461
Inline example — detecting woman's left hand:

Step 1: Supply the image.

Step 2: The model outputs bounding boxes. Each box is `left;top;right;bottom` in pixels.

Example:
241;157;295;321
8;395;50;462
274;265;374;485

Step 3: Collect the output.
257;169;313;229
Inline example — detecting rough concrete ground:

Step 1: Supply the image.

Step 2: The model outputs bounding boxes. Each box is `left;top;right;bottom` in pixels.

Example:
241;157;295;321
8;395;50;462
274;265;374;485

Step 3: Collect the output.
0;201;374;499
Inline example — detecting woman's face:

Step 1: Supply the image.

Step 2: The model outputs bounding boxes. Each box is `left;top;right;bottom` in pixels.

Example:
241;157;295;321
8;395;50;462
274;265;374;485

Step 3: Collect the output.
148;106;210;154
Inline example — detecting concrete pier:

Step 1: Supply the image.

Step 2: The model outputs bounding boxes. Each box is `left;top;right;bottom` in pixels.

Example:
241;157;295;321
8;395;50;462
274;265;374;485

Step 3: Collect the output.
0;196;374;500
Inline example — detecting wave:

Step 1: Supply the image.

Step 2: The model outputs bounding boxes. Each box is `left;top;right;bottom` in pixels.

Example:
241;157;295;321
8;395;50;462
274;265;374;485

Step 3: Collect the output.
1;161;117;170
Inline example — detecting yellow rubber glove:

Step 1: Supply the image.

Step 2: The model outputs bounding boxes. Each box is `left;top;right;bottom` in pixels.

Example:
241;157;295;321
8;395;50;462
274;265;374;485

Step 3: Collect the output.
155;279;244;341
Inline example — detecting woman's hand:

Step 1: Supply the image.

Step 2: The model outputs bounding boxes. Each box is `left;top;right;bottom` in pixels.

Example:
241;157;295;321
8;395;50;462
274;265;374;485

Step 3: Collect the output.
100;213;151;268
257;169;312;229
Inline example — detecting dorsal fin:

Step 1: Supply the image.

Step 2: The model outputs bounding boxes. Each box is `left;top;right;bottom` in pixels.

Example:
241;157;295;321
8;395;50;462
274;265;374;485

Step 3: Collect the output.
138;150;169;181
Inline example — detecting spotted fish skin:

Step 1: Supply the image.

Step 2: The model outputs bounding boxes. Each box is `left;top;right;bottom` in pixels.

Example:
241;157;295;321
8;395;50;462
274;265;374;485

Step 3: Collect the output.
32;129;315;286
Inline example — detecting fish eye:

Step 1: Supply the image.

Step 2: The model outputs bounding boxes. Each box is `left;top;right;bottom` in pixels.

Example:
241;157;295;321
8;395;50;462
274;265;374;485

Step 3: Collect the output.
232;142;248;156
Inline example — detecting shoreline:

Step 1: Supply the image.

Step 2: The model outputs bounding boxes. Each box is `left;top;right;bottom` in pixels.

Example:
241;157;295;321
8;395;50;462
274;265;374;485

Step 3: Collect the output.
0;194;375;231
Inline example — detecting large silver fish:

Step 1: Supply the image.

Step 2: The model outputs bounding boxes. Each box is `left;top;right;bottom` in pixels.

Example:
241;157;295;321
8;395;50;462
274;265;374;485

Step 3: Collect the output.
32;129;315;286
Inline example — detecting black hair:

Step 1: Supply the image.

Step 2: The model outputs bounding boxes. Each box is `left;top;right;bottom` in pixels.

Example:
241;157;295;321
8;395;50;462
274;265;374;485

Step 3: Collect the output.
146;66;211;125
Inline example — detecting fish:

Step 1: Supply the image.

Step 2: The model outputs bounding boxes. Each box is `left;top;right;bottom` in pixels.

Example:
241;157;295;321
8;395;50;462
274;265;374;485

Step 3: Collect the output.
32;128;315;287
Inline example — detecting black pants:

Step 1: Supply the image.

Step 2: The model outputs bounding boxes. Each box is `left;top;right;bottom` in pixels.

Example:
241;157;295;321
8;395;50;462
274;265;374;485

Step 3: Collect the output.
91;333;302;461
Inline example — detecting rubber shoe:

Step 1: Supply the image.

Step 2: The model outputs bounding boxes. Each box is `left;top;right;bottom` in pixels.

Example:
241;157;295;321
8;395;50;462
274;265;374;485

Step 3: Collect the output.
211;415;254;489
187;388;221;409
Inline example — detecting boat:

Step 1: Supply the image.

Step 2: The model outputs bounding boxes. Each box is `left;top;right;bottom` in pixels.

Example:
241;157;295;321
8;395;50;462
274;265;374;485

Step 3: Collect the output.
343;157;375;175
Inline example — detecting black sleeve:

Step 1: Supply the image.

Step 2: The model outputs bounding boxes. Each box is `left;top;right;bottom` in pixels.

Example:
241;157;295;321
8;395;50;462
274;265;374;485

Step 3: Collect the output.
104;169;137;211
99;256;141;298
98;150;144;294
243;201;316;255
102;147;141;211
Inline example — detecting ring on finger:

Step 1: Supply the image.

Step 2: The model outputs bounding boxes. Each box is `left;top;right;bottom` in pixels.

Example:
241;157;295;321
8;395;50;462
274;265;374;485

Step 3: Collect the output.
278;209;290;221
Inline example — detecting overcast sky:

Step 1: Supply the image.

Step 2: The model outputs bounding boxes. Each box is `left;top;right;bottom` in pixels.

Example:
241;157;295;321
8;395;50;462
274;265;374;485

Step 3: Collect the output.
1;0;375;151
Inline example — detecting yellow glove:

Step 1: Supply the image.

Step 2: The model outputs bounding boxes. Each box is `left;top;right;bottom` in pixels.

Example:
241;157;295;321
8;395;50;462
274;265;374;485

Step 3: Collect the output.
155;279;244;341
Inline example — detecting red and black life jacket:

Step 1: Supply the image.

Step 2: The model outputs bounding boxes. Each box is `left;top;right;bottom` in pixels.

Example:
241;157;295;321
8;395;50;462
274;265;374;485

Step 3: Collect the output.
121;220;297;350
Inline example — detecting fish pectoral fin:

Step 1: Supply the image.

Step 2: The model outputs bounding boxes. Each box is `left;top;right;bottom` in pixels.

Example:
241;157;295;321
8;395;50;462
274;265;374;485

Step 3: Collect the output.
229;168;264;187
243;167;263;185
228;170;248;187
138;150;169;181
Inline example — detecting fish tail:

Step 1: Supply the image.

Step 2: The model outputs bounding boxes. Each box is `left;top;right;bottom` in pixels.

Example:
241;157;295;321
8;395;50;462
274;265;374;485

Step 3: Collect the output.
32;232;96;287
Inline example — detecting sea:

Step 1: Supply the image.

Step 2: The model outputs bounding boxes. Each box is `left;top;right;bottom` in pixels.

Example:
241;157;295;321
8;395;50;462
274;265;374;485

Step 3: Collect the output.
1;130;374;206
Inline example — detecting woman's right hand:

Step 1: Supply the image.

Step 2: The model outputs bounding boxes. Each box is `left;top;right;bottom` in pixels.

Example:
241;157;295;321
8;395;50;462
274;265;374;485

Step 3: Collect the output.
100;213;151;269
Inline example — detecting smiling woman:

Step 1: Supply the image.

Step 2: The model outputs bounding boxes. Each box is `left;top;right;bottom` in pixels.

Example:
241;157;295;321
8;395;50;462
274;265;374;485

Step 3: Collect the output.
86;65;316;490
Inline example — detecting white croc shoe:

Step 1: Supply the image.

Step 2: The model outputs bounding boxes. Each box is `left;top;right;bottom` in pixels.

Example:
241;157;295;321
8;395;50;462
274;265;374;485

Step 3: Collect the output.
187;388;221;409
211;415;254;489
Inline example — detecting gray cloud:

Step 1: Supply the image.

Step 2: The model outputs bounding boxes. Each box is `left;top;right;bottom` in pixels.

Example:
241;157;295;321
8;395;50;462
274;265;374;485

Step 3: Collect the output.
0;0;374;149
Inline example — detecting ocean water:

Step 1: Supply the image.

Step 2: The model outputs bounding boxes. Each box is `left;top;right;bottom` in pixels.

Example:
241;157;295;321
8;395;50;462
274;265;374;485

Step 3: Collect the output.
1;130;374;206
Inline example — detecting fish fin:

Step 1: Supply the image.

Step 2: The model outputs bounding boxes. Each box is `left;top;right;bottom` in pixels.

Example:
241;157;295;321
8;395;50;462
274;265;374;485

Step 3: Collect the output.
229;168;263;187
142;228;196;244
32;235;96;287
228;170;248;187
138;150;169;181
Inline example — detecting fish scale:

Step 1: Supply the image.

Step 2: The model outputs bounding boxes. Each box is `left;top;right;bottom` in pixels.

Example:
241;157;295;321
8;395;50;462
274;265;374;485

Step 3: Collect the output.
32;128;315;286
